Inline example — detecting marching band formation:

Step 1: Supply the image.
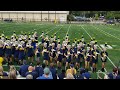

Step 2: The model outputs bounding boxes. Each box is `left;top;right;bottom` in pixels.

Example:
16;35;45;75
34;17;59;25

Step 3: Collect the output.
0;31;108;72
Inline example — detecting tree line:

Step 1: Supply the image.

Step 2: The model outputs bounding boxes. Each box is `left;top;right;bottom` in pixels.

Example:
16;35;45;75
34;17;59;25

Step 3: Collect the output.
67;11;120;21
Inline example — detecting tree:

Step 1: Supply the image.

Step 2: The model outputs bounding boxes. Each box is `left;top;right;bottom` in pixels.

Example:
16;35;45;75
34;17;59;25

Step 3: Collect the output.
94;13;99;20
67;14;74;21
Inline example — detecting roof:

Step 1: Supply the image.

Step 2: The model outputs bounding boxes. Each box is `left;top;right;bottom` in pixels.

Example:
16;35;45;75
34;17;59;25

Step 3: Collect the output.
0;11;69;14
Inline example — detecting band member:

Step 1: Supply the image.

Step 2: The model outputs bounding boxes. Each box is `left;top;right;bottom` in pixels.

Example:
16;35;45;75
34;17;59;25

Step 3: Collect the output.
14;44;19;64
0;41;4;57
34;31;38;40
35;44;41;61
5;43;12;65
26;43;34;64
50;35;54;43
11;44;16;62
92;45;99;73
57;36;60;43
42;47;49;66
101;47;108;72
50;42;57;63
56;48;63;69
81;35;84;42
65;47;73;70
85;43;92;69
18;45;25;65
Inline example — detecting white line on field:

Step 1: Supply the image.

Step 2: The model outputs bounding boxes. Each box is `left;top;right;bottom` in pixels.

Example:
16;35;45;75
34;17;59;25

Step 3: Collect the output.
100;24;120;32
45;25;58;34
80;25;108;72
90;25;117;68
91;25;120;41
55;25;63;34
65;24;71;37
80;25;92;39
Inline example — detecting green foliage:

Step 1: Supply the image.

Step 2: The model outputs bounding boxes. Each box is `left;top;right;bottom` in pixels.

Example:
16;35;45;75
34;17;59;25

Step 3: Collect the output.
70;11;120;19
95;13;99;20
67;14;74;21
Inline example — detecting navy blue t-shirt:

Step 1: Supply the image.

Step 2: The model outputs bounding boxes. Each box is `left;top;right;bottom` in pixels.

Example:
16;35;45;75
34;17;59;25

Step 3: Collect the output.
19;64;29;77
35;66;44;77
49;67;57;79
58;73;65;79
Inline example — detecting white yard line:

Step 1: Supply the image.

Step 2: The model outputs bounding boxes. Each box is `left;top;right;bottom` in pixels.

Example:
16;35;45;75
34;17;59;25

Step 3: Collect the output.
80;25;92;39
80;25;108;72
65;24;71;37
45;25;58;34
90;25;117;68
101;25;120;32
91;25;120;41
55;26;63;34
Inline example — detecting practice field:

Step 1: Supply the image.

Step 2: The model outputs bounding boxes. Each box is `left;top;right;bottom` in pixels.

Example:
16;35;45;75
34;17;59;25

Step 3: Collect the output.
0;21;120;78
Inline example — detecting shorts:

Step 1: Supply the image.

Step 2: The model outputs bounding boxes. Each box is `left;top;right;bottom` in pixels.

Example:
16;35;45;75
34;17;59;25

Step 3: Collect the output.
92;59;98;64
44;56;49;61
58;57;62;62
5;54;11;58
28;53;34;57
18;54;25;60
101;58;107;62
66;59;71;63
14;53;19;58
37;53;40;57
86;58;90;62
76;58;80;63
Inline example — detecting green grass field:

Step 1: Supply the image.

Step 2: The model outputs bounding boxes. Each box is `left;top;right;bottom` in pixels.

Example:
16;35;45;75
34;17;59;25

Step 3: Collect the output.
0;21;120;79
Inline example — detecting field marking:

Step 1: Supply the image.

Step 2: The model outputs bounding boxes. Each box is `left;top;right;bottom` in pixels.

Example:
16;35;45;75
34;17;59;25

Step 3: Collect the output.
80;25;92;39
100;44;113;49
89;25;117;68
38;25;58;38
100;25;120;32
31;24;52;32
80;25;108;72
63;24;71;40
45;25;58;34
54;25;63;34
65;24;71;37
91;25;120;41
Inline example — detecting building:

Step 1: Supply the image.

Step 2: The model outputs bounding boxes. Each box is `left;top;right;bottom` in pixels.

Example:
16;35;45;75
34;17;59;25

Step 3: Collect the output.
0;11;69;22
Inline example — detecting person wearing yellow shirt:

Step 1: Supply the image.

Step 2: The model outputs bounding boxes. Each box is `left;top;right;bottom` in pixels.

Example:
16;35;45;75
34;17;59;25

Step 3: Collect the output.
0;56;4;66
66;64;76;76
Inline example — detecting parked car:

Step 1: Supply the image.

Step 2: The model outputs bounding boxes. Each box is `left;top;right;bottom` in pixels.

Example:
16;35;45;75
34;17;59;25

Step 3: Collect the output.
4;19;12;22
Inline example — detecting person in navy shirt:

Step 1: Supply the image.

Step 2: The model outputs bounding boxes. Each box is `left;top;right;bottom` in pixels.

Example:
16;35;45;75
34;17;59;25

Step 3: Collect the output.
25;66;38;79
58;69;66;79
34;61;43;77
49;63;57;79
19;60;29;77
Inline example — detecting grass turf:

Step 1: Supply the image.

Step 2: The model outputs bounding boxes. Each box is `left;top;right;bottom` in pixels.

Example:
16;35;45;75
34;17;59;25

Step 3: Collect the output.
0;21;120;78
